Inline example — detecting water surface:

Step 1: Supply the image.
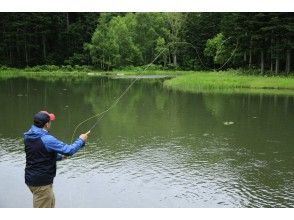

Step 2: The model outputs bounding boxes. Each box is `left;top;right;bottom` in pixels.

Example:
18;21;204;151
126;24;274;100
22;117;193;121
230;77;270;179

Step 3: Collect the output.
0;77;293;207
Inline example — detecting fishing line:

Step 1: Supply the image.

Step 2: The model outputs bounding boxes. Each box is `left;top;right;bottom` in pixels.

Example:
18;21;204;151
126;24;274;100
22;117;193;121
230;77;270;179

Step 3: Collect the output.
70;46;168;142
71;38;238;142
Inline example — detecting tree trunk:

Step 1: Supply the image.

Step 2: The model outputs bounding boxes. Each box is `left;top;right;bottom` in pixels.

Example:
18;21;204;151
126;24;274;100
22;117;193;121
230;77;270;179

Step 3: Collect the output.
9;47;12;65
66;13;70;32
260;50;264;75
173;53;177;66
24;35;29;66
275;57;279;75
286;49;291;75
270;31;273;72
42;33;47;61
249;38;252;68
285;39;291;75
243;51;247;62
275;40;280;75
2;25;7;64
16;32;20;65
163;55;167;68
8;37;12;65
249;49;252;68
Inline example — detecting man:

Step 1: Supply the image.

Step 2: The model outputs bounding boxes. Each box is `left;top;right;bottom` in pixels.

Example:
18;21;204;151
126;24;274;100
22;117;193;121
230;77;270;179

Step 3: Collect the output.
24;110;90;208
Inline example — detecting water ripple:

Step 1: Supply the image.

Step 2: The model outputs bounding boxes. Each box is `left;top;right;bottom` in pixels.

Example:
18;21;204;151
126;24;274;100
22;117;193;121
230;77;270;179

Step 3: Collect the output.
1;133;293;207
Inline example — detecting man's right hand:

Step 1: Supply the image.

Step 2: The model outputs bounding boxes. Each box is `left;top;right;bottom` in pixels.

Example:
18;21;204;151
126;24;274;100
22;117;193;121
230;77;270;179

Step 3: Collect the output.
79;130;90;142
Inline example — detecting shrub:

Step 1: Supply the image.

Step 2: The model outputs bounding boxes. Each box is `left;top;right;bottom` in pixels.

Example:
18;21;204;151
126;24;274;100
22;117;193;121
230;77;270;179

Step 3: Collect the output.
166;63;181;70
61;65;74;71
0;65;9;70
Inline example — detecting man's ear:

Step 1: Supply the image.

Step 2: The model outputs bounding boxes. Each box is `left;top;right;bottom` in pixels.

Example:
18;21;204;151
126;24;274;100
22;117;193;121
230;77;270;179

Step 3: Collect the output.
45;122;50;128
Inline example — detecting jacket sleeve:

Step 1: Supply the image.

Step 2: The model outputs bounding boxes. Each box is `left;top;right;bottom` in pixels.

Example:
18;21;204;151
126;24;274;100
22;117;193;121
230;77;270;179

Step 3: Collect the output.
41;135;85;156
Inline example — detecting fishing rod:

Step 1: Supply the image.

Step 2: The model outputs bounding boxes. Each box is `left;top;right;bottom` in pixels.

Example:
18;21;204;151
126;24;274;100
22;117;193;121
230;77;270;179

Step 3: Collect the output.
71;38;238;143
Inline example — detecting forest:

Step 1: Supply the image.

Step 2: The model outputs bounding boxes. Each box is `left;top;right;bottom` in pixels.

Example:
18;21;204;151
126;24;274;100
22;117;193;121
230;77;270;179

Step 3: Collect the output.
0;12;293;75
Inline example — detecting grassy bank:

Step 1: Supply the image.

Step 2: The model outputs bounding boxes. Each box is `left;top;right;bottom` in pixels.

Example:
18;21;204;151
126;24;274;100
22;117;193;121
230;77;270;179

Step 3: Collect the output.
163;71;294;96
0;68;186;81
0;66;89;79
1;67;294;95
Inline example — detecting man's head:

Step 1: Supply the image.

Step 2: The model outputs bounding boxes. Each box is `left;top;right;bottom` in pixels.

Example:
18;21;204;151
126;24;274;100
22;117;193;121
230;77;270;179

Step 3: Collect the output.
33;111;56;130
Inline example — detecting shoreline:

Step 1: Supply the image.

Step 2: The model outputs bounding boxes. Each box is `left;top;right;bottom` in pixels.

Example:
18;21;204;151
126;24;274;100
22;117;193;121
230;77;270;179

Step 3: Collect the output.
1;69;294;96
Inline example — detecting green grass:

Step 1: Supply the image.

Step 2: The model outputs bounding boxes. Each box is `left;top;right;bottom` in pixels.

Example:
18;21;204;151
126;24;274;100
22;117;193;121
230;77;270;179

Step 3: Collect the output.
163;71;294;96
0;68;180;76
0;68;186;81
0;69;93;82
0;69;86;77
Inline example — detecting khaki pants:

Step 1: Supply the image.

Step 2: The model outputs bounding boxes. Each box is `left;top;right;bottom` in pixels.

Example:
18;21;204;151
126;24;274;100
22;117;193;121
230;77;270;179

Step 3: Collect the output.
28;184;55;208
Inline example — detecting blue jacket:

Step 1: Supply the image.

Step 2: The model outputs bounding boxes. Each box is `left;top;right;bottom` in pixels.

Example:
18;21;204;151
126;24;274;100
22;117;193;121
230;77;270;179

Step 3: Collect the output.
24;125;85;186
24;125;85;158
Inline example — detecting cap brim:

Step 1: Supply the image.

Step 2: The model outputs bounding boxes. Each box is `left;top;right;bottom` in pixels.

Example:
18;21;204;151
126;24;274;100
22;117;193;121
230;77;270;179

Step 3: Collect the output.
48;113;56;121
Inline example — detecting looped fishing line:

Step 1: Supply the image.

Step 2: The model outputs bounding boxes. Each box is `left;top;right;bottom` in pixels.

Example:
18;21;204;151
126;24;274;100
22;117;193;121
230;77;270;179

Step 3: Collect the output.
71;38;238;142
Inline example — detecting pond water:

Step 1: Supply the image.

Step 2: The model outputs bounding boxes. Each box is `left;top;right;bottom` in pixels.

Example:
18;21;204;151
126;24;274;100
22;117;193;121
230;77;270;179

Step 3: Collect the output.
0;76;293;207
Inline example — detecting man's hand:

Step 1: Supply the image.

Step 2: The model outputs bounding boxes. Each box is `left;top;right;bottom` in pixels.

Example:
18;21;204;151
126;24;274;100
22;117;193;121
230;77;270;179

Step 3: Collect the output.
79;130;90;142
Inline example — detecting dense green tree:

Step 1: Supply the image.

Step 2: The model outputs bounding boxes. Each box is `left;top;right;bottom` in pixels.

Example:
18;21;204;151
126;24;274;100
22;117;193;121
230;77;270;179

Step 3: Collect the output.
88;13;169;69
155;37;168;68
164;13;186;67
204;33;230;65
133;13;168;65
0;13;99;67
206;12;293;74
0;12;293;74
180;13;224;70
